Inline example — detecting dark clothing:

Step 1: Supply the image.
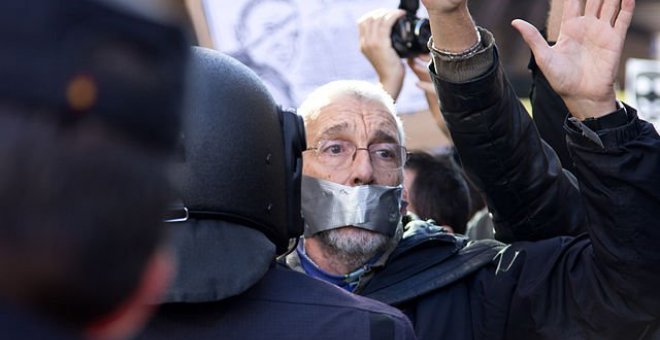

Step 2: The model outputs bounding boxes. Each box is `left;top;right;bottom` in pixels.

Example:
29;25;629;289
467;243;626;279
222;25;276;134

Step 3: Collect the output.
434;51;587;244
529;54;577;175
139;264;416;340
394;46;660;340
360;220;503;307
0;302;79;340
359;220;503;340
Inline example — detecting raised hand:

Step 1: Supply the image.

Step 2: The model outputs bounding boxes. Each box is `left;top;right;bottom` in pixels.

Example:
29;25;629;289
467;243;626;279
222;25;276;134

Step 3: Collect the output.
512;0;635;119
407;56;435;95
358;9;407;100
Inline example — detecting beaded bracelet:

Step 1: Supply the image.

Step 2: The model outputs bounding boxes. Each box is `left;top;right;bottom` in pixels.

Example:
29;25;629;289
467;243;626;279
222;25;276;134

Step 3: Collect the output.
431;29;483;60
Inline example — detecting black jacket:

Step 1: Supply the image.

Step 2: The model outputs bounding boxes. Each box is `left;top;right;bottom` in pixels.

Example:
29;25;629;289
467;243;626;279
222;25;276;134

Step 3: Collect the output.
438;48;660;339
361;48;660;339
139;264;416;340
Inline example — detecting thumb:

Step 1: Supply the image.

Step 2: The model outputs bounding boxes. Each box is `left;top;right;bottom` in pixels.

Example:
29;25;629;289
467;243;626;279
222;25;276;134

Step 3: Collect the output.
511;19;550;62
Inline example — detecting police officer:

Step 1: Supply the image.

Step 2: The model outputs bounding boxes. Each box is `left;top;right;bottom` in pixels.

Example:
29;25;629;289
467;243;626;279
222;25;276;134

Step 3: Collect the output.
0;0;188;338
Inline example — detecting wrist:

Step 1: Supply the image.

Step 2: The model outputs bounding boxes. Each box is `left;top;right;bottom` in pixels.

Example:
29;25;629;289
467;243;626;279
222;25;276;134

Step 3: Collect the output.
428;6;477;53
426;2;468;17
581;102;628;130
564;96;618;120
379;76;404;100
432;28;482;58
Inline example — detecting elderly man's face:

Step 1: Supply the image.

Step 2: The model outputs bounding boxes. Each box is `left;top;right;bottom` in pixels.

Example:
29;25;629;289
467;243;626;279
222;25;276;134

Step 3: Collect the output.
301;94;403;273
303;95;403;186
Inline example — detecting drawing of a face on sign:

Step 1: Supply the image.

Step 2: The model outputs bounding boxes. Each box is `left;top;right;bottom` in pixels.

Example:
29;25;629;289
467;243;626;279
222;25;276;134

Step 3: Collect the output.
229;0;302;106
236;0;301;70
634;72;660;126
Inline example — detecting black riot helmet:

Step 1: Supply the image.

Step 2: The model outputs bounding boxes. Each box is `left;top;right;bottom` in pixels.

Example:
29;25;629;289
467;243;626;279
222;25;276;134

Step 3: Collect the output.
171;47;306;255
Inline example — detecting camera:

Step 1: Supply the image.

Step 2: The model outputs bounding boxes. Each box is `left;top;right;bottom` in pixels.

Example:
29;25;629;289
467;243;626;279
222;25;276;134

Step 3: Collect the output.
391;0;431;58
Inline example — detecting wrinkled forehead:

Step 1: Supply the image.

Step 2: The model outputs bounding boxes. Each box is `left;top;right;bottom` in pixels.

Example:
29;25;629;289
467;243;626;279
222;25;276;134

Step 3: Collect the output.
304;94;401;144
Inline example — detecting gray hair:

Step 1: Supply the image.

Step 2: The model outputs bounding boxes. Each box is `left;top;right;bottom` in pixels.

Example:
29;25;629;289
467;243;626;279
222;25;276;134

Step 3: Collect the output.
298;80;405;145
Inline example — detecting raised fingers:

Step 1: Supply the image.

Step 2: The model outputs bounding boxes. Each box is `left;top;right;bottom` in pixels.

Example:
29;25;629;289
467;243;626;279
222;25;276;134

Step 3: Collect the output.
407;56;432;82
383;9;407;27
563;0;584;21
358;9;406;49
614;0;635;37
584;0;603;17
599;0;620;25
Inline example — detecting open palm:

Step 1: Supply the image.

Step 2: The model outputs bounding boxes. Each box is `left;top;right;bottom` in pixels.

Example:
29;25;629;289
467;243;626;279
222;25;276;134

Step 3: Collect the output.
513;0;635;118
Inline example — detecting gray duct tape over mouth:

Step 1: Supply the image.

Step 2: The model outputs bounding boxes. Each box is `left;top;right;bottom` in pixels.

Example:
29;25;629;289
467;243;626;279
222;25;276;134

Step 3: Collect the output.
301;176;403;237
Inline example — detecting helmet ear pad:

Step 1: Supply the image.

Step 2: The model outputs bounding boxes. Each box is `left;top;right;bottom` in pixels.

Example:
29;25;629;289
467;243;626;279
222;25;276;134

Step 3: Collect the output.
175;47;306;254
278;106;306;242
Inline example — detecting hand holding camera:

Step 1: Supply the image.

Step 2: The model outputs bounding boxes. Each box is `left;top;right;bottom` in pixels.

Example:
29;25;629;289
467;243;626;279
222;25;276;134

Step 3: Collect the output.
358;2;438;100
358;9;407;99
358;4;446;140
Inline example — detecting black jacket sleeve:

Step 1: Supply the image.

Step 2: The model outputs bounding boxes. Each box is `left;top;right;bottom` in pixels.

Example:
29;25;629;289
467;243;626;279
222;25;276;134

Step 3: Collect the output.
566;105;660;311
429;49;586;243
528;54;577;175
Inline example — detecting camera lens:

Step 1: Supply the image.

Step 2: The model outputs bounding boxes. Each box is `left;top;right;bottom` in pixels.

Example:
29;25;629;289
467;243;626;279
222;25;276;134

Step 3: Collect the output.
391;0;430;58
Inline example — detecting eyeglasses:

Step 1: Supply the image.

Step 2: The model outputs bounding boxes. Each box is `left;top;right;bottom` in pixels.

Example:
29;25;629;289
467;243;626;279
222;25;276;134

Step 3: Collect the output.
304;139;407;171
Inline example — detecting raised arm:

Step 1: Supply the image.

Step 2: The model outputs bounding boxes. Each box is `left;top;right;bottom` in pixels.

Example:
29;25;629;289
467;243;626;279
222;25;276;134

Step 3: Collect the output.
358;9;407;100
421;0;586;242
517;0;660;308
427;0;660;334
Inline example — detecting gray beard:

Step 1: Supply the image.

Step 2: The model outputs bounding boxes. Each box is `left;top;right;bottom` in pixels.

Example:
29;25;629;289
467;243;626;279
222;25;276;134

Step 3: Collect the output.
315;227;390;272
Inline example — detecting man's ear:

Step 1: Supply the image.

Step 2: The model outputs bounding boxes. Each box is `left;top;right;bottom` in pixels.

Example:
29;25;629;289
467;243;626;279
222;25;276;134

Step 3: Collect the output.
85;247;175;340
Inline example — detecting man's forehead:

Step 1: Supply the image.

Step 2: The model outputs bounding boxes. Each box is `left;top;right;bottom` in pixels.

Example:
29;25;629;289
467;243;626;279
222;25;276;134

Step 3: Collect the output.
310;107;400;143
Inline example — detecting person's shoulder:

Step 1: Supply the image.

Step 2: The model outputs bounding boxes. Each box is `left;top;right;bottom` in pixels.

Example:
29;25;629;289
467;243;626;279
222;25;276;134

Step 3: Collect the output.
251;265;410;320
360;226;505;306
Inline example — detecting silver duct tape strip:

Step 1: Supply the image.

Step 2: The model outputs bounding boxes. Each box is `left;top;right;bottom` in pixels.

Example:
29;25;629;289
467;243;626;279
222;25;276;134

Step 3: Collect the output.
301;176;402;237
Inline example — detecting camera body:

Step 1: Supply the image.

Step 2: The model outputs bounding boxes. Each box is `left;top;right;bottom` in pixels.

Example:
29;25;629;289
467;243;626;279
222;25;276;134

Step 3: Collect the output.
391;0;431;58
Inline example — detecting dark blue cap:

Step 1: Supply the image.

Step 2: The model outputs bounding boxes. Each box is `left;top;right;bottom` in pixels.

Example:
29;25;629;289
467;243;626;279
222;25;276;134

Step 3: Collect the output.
0;0;189;151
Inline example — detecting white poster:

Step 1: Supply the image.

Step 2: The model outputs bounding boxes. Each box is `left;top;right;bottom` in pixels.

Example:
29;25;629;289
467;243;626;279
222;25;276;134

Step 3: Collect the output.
203;0;428;114
625;58;660;131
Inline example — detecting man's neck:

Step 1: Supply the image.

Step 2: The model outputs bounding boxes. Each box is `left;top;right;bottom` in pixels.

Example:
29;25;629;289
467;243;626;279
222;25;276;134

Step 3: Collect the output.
303;237;356;275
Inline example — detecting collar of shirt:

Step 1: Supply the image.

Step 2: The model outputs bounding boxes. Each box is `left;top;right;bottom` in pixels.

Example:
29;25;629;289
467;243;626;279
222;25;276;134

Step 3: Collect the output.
296;239;378;293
